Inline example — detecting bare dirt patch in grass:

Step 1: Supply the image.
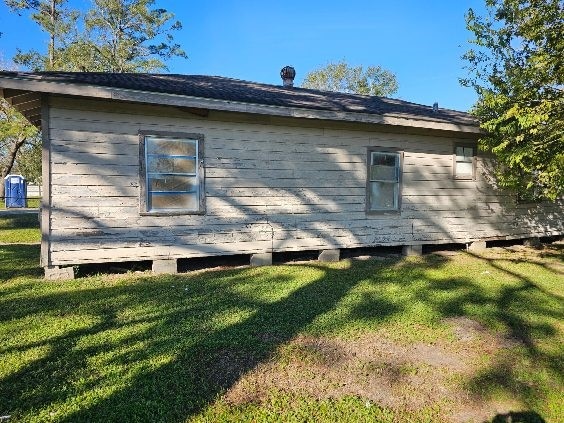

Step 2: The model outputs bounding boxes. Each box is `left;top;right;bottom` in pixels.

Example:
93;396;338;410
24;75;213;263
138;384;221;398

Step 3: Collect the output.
222;319;524;422
442;316;489;342
208;348;260;390
488;240;563;262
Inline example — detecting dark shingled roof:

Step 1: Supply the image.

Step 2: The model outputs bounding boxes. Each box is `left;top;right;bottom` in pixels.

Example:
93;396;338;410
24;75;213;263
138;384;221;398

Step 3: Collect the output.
4;71;478;126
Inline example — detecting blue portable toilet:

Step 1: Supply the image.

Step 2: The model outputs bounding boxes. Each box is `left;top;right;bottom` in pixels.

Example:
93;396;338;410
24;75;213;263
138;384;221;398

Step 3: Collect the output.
4;174;27;208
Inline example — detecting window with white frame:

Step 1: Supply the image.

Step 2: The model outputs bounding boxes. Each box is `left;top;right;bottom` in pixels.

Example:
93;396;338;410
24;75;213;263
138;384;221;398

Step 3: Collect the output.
367;149;402;212
453;145;476;180
140;132;204;214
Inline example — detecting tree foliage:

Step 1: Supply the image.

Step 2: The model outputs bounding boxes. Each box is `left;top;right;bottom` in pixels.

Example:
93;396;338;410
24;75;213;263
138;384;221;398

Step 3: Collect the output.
13;137;42;184
4;0;79;70
462;0;564;201
4;0;187;72
64;0;187;72
0;99;39;199
301;60;398;97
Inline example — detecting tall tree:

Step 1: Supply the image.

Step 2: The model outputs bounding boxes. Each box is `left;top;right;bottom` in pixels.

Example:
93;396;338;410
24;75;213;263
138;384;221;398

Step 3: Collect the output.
4;0;78;70
462;0;563;201
71;0;187;72
301;60;398;97
4;0;187;72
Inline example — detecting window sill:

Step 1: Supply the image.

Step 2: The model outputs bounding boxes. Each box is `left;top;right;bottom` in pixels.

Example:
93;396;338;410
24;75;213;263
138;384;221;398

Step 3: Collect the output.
366;209;401;216
139;210;206;216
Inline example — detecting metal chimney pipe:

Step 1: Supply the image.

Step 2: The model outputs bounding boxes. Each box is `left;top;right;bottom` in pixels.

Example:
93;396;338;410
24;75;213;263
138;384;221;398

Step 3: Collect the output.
280;66;296;87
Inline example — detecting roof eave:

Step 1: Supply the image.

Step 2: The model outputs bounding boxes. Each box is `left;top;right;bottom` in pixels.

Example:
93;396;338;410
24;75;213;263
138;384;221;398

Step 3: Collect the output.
0;74;480;134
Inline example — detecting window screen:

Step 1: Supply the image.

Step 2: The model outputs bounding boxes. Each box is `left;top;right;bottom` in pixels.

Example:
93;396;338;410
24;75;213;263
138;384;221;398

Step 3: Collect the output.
454;145;475;179
367;151;401;212
142;135;202;213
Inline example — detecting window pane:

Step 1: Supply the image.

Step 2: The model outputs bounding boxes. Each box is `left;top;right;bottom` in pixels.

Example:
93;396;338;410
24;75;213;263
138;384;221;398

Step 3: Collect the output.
148;156;196;174
149;176;197;192
456;161;473;175
371;152;397;167
370;165;397;181
146;137;197;156
150;192;198;210
456;146;474;162
369;182;398;210
144;135;202;213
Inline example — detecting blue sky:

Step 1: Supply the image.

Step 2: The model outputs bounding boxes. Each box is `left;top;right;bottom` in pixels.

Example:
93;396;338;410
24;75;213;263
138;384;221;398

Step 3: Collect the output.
0;0;486;111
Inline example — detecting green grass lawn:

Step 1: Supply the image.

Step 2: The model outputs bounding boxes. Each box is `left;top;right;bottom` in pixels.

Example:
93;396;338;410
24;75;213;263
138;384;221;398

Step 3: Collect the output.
0;197;41;210
0;228;562;422
0;212;41;244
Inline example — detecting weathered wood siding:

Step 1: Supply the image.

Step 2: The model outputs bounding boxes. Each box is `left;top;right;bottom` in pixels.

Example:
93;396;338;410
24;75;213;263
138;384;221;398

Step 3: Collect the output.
45;96;563;265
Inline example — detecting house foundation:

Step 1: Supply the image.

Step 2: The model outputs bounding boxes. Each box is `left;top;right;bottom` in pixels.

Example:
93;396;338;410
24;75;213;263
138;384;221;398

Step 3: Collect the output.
524;237;541;248
318;249;340;262
152;259;178;274
44;266;75;280
468;241;487;252
402;245;423;256
250;253;272;267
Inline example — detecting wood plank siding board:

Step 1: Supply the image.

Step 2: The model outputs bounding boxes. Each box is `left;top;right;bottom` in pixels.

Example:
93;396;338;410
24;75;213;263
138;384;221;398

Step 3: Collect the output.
50;198;527;219
50;207;561;237
51;221;551;251
51;217;553;236
48;159;459;179
48;100;468;149
40;96;562;266
49;192;554;215
49;208;536;230
48;208;530;226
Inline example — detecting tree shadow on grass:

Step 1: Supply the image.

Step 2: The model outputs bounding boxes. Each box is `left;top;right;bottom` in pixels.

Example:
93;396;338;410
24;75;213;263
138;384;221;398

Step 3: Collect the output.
0;251;561;422
491;411;545;423
0;244;42;280
412;251;563;417
0;214;40;230
0;257;413;422
467;252;563;371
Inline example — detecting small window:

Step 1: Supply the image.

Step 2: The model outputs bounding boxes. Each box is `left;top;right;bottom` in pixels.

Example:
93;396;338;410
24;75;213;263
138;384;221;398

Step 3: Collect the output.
367;149;402;212
454;145;476;179
140;132;204;214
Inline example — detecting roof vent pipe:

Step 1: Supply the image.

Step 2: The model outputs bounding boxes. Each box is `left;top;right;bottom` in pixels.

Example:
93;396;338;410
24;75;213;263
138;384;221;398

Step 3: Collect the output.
280;66;296;87
432;102;439;112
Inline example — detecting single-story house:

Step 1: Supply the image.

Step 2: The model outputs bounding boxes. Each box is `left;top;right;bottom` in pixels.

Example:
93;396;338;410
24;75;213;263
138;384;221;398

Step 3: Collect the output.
0;69;561;279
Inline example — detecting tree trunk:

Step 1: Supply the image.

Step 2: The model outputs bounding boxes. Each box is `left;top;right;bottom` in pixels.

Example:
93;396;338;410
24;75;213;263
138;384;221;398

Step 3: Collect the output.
49;0;55;68
0;136;27;201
